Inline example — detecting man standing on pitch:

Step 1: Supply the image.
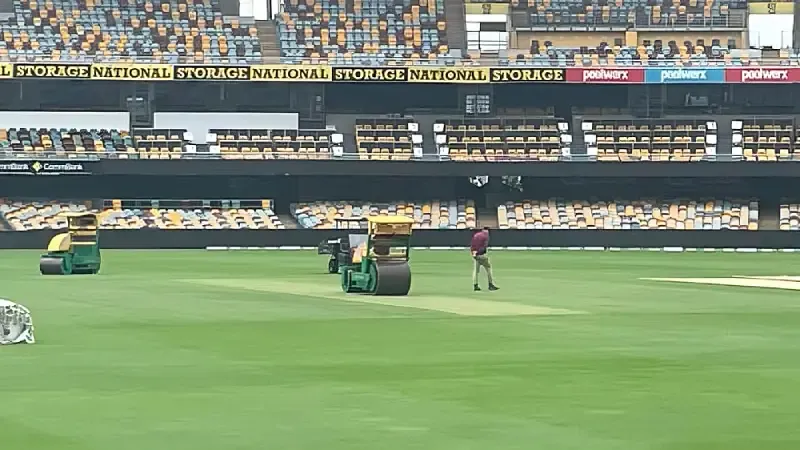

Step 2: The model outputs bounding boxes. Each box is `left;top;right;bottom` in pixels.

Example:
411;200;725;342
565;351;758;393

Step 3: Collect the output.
471;226;499;291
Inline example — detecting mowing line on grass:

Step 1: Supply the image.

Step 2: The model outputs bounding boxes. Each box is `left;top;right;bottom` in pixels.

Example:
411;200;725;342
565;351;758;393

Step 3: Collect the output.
182;279;583;317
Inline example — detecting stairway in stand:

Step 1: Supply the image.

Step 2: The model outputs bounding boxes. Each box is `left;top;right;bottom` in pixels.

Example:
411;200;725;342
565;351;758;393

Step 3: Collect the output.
256;20;281;61
443;0;466;53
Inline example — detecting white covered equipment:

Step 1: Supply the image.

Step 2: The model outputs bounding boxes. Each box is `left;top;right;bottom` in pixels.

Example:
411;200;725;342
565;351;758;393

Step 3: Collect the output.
0;299;35;345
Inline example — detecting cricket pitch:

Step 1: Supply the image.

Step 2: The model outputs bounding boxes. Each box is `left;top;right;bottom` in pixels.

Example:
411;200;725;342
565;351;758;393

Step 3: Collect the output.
184;278;584;317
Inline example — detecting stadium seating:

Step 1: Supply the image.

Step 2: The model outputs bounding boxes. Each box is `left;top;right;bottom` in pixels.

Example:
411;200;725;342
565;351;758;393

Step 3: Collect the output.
355;117;421;160
293;199;477;229
277;0;450;64
505;39;742;66
0;199;283;229
1;0;260;62
133;128;190;159
732;118;800;162
583;119;717;161
0;127;135;156
208;128;342;159
0;200;91;230
779;204;800;231
506;0;747;66
434;118;571;161
498;199;758;230
101;199;284;229
510;0;746;29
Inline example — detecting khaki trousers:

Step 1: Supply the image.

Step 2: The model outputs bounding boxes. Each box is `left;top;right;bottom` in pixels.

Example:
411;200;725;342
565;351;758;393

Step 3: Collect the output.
473;254;494;285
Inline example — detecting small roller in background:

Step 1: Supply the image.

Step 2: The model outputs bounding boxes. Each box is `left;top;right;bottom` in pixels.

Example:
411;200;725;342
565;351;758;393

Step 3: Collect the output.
39;212;102;276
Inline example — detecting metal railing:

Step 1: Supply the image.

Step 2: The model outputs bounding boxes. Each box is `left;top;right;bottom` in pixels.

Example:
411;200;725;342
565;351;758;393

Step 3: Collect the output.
0;151;769;163
634;14;747;29
0;54;798;67
519;13;746;29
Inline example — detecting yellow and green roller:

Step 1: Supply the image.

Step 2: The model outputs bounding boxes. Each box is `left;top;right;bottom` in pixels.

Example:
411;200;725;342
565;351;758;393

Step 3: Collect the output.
340;216;413;296
39;212;102;275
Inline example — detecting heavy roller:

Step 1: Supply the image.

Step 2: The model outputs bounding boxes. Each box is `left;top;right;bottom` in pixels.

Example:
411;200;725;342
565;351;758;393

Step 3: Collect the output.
340;216;413;296
39;212;101;275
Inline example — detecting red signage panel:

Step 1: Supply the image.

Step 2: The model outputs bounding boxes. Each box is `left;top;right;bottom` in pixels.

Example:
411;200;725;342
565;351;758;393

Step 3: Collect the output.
566;68;645;84
725;67;800;83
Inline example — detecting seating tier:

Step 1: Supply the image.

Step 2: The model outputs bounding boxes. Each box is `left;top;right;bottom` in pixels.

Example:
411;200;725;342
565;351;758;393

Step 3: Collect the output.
293;199;476;229
355;116;420;160
732;118;800;161
278;0;449;64
210;128;339;159
435;118;570;161
0;199;283;229
499;199;758;230
583;118;716;161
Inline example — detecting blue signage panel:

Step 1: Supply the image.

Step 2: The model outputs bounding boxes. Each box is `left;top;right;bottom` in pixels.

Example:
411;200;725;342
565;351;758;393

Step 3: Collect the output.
645;68;725;84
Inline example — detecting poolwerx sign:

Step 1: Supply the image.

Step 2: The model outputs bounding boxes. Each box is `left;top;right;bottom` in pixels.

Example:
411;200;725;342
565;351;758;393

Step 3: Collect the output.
0;161;89;175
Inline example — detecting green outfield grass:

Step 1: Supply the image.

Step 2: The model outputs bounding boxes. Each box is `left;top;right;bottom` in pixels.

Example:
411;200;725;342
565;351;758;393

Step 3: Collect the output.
2;250;800;450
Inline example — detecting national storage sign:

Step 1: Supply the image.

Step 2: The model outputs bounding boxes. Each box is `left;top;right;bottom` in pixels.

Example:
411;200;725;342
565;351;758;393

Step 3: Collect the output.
2;61;800;84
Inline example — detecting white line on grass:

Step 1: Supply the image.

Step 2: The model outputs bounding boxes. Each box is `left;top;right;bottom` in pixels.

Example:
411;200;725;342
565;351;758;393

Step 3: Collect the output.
733;275;800;282
182;279;583;317
641;277;800;291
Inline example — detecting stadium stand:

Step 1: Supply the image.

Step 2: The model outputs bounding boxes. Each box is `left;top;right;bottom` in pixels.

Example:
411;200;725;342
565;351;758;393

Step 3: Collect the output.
293;199;477;229
0;199;283;229
133;128;190;159
434;118;571;161
498;199;758;230
355;116;421;160
507;0;748;66
510;0;746;28
2;0;260;62
208;128;342;159
0;128;135;156
0;200;91;230
583;118;717;162
779;204;800;230
277;0;450;64
101;199;284;229
505;35;743;66
732;118;799;162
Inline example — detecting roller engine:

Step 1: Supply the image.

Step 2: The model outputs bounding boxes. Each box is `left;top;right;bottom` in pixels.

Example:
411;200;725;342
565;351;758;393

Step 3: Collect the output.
318;218;366;274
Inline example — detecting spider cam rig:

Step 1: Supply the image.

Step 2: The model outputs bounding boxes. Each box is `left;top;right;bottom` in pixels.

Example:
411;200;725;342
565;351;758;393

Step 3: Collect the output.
317;217;368;274
39;212;102;275
340;216;413;296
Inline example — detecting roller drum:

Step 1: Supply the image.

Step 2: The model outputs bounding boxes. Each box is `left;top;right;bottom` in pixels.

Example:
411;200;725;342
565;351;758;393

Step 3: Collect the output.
39;257;65;275
373;261;411;296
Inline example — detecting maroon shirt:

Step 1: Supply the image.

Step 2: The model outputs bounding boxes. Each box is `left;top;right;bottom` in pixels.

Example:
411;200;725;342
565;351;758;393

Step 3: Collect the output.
471;230;489;255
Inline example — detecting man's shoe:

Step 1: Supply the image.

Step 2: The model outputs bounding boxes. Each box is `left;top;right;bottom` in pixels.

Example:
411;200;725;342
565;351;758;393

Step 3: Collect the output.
488;284;499;291
474;284;481;291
